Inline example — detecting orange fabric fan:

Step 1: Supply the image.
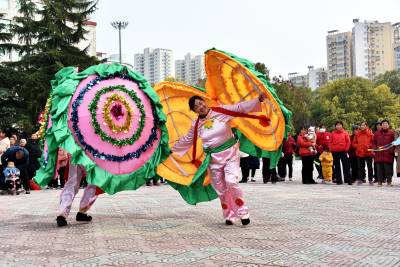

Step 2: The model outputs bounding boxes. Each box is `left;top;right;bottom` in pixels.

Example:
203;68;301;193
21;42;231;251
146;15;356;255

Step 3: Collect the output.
205;49;286;151
154;82;215;186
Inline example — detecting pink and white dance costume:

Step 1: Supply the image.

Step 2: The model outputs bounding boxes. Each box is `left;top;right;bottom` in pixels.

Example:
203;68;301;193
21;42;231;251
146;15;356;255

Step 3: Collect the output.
56;152;98;226
58;162;97;218
172;98;261;223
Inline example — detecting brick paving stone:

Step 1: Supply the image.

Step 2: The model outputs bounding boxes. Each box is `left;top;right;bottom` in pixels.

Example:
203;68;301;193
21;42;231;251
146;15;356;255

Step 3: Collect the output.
1;160;400;266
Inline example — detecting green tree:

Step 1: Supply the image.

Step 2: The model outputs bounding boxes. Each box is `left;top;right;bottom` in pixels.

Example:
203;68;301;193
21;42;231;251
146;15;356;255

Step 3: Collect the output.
196;78;206;88
255;62;270;81
0;13;13;55
368;84;400;127
0;66;28;129
164;76;177;82
36;0;97;50
310;77;400;130
12;0;38;57
272;79;312;132
2;0;99;129
374;70;400;95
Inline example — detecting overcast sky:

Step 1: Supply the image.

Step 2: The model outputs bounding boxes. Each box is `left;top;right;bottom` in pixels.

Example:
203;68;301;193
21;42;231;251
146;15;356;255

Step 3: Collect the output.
93;0;399;78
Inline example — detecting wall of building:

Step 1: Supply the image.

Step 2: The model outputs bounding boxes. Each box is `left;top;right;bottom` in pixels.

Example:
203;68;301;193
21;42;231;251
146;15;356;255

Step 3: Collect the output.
134;48;173;85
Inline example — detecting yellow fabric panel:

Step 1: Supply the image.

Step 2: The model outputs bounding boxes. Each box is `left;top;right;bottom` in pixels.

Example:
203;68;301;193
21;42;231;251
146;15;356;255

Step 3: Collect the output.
205;50;285;151
154;82;212;186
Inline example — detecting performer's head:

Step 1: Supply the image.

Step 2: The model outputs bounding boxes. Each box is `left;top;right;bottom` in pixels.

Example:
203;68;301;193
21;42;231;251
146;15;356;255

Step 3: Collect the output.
359;121;368;131
334;121;343;130
189;96;210;117
7;161;15;168
381;119;390;130
375;121;382;131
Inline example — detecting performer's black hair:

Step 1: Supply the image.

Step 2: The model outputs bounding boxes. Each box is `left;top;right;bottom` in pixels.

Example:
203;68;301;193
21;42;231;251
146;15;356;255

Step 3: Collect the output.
334;121;343;127
188;96;205;111
0;128;11;138
381;119;390;124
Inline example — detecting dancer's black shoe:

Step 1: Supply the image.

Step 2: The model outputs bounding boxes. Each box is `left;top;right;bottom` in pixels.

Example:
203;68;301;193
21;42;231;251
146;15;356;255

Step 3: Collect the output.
56;216;67;227
76;212;92;222
241;218;250;226
225;220;233;225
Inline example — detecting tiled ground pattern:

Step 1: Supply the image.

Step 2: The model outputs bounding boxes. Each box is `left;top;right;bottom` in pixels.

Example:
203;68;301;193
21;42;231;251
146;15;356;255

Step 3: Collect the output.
1;161;400;266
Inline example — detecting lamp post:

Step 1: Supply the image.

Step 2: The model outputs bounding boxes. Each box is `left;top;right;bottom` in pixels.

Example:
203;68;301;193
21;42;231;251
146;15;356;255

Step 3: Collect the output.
110;21;128;64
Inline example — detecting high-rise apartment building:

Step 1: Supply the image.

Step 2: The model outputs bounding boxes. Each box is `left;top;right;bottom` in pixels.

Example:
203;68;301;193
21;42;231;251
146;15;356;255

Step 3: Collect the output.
393;22;400;70
326;30;352;81
134;48;173;85
288;72;308;88
352;19;395;79
288;66;328;90
175;53;205;86
308;66;328;90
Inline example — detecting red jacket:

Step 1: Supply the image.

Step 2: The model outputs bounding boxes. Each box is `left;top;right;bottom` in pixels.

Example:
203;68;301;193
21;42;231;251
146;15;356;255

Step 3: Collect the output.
348;135;357;158
373;129;395;163
297;134;314;157
330;129;350;152
352;128;373;157
316;132;331;153
283;135;296;156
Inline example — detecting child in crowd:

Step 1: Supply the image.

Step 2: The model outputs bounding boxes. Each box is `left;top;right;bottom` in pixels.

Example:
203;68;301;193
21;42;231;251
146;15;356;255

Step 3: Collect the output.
3;161;21;195
307;127;317;154
319;146;333;183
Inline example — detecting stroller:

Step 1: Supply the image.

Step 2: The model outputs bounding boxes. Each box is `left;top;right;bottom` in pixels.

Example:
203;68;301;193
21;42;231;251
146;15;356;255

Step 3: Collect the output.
4;162;21;195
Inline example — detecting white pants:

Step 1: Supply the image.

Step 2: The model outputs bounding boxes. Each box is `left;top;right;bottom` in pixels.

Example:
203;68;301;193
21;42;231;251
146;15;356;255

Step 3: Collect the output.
59;164;97;218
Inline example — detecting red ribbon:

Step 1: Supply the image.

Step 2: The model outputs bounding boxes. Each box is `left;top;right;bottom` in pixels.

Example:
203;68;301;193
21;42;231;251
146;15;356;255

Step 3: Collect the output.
211;107;271;127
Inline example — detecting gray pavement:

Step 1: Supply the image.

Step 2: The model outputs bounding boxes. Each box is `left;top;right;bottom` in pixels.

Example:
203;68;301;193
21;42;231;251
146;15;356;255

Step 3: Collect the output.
1;160;400;266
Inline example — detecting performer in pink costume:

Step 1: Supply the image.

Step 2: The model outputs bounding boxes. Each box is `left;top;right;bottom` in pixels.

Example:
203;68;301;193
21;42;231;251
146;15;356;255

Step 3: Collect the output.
56;151;98;227
172;94;266;225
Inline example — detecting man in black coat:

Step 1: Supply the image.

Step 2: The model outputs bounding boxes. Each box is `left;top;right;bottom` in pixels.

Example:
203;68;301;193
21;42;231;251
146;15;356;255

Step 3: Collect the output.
25;133;42;180
1;146;30;194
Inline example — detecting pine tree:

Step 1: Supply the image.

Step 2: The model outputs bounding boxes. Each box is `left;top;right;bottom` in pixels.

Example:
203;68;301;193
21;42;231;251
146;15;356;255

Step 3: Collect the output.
37;0;98;50
0;13;13;55
12;0;38;58
5;0;99;129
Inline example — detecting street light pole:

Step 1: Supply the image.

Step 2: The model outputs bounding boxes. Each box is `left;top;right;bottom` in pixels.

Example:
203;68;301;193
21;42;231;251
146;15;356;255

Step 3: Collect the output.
110;21;128;64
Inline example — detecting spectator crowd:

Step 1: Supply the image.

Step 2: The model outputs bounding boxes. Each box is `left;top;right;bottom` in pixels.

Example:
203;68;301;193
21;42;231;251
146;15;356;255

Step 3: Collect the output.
239;120;399;187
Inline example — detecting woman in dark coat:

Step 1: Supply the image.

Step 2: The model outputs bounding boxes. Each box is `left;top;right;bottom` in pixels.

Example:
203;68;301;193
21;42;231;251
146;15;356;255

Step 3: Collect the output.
247;155;260;182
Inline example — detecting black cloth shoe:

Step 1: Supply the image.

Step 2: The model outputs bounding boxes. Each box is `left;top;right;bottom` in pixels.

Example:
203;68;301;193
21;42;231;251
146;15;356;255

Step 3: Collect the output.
56;216;67;227
25;190;30;194
241;218;250;225
76;212;92;222
225;220;233;225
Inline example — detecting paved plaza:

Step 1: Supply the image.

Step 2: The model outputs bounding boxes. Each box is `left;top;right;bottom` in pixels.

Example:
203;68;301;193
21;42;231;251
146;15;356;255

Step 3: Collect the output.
1;160;400;267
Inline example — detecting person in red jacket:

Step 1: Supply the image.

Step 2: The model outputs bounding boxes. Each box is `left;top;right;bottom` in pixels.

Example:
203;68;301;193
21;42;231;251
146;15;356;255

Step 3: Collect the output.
278;133;296;181
348;125;359;183
316;124;331;179
372;119;395;186
330;121;352;185
297;127;316;184
352;122;374;185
